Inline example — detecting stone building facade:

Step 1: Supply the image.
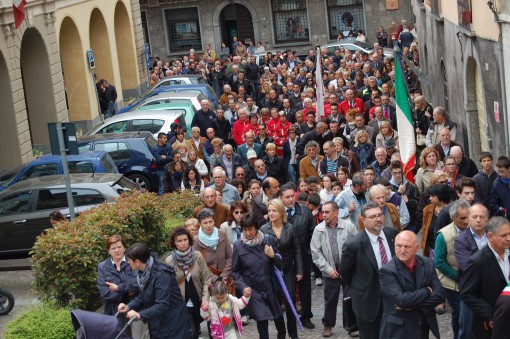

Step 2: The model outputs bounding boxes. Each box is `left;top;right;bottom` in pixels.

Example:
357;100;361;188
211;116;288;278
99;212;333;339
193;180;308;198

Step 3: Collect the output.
413;0;509;158
0;0;146;168
140;0;412;58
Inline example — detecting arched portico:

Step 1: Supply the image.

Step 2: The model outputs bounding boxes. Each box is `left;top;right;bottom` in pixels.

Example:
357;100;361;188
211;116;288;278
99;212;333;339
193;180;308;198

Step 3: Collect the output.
90;8;114;85
20;28;57;146
60;17;93;121
212;0;260;53
0;52;22;168
114;1;138;90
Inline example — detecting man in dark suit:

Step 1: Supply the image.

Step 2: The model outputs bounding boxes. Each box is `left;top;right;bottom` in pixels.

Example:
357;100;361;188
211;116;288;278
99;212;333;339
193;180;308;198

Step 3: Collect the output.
280;183;316;330
340;202;398;339
460;216;510;339
379;230;445;339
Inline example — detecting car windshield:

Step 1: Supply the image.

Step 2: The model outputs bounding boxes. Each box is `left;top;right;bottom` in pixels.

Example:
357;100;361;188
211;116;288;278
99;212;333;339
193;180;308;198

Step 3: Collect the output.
113;176;140;194
190;77;205;84
352;41;371;50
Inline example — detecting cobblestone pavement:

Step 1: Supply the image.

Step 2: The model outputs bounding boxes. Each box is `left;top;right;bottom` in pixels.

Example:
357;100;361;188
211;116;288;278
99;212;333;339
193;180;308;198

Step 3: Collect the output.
0;270;454;339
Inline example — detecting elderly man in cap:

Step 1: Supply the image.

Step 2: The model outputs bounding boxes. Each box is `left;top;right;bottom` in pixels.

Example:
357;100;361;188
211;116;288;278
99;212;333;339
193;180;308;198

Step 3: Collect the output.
243;149;259;181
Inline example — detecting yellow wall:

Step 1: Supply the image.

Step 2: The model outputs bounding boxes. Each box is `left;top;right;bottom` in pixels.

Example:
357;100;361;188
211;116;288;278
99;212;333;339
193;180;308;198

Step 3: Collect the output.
472;0;499;41
441;0;458;26
54;0;140;121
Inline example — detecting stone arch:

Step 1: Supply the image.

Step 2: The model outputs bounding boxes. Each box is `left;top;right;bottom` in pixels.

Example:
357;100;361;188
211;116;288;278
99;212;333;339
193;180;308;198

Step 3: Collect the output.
114;0;138;90
89;8;114;85
20;27;57;146
212;1;260;53
0;52;22;168
465;56;490;157
60;17;93;121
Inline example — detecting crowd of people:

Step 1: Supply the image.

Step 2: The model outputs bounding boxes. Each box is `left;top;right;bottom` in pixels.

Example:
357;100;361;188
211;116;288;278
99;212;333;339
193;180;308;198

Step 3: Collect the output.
94;23;510;339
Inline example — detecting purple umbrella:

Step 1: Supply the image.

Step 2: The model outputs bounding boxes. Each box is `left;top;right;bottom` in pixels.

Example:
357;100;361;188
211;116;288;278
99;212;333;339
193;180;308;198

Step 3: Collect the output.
272;256;303;331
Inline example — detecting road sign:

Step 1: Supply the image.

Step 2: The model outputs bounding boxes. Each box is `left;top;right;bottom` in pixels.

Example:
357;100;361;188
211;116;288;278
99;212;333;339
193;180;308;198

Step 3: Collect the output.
87;49;95;69
48;123;79;156
144;43;151;69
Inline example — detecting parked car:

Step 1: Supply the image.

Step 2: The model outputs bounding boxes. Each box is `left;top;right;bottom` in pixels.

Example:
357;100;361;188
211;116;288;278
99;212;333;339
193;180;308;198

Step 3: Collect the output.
86;110;187;138
0;173;137;255
0;151;118;192
321;41;394;58
129;91;209;112
118;83;218;114
78;132;159;192
152;75;206;87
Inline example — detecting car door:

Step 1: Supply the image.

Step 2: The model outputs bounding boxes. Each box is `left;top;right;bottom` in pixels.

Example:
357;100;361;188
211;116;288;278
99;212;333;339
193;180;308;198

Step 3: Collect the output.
92;141;132;174
0;189;35;254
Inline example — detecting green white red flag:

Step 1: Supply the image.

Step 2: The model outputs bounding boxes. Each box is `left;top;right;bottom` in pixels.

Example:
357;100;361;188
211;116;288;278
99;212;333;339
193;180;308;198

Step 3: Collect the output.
395;52;416;183
315;48;324;122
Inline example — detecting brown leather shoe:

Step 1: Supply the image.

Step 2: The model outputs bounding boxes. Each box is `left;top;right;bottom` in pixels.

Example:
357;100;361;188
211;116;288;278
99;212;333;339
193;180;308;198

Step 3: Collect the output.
323;326;332;337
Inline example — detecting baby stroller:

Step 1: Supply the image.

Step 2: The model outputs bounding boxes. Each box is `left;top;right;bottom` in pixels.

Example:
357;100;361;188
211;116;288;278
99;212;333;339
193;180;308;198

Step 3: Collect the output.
71;309;145;339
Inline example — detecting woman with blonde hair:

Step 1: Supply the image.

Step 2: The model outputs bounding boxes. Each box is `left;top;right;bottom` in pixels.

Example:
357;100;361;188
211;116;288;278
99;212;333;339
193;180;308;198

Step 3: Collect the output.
350;130;375;170
175;142;190;162
415;147;444;194
260;199;303;339
343;108;358;138
375;121;399;149
209;138;223;173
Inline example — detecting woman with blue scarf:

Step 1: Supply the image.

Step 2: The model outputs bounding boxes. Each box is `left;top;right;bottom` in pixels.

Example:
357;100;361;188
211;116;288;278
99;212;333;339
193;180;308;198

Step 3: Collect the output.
118;243;192;339
165;227;212;338
193;208;233;283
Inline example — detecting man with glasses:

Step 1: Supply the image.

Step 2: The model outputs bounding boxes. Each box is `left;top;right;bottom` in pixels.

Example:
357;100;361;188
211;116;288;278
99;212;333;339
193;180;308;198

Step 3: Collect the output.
450;146;478;178
311;201;357;337
340;202;398;339
209;168;241;207
234;167;247;185
255;124;274;157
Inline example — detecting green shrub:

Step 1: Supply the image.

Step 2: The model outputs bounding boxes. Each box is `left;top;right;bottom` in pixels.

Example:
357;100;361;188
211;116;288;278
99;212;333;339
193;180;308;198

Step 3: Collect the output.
31;190;200;310
5;302;73;339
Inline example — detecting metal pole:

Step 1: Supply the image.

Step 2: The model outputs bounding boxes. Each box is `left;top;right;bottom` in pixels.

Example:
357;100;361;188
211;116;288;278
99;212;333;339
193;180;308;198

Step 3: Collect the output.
57;123;76;219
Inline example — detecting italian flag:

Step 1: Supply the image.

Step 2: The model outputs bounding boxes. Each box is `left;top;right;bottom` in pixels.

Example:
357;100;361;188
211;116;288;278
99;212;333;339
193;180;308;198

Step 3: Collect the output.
13;0;26;29
395;53;416;183
315;47;324;122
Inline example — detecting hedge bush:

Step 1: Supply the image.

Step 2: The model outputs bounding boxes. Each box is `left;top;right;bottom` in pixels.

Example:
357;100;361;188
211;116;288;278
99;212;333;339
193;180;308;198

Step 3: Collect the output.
31;190;200;310
5;302;73;339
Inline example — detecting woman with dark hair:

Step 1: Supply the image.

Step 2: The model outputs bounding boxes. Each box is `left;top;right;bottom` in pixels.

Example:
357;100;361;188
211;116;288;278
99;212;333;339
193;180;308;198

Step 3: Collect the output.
241;179;261;211
230;178;247;198
260;199;303;339
181;167;204;195
118;243;191;339
165;227;212;337
220;202;249;246
97;235;138;316
164;159;186;193
49;210;66;226
232;212;287;339
420;184;452;258
263;143;288;185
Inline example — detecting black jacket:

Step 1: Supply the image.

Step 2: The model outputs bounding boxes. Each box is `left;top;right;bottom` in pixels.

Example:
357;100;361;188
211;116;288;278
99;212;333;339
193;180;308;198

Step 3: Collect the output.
296;130;326;156
262;155;288;185
287;203;315;254
127;259;191;339
260;222;303;275
191;109;216;137
473;170;498;210
460;245;509;339
212;117;231;141
457;157;479;178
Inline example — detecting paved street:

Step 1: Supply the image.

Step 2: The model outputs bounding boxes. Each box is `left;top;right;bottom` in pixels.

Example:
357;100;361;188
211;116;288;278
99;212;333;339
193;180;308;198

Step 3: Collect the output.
0;269;453;339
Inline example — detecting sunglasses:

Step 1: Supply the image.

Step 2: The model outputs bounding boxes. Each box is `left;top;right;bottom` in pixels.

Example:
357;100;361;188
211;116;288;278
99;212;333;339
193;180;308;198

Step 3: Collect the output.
233;210;244;215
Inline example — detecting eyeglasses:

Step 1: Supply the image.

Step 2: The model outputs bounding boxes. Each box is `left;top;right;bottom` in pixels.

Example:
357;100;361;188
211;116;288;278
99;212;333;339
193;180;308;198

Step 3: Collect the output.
365;213;384;220
233;210;244;215
259;128;265;131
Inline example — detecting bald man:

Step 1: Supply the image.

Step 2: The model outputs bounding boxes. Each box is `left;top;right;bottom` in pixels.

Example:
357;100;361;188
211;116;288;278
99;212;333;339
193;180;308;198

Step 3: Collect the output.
379;231;445;339
339;89;366;116
192;187;230;227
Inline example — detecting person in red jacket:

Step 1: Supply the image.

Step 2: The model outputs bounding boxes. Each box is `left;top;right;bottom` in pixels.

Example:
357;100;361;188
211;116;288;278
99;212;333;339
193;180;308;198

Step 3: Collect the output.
232;108;250;146
266;107;280;139
273;111;293;157
339;89;365;116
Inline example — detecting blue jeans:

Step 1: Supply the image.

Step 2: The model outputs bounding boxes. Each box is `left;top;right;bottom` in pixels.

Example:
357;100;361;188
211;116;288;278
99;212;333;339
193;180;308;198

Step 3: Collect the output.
458;299;473;339
106;101;116;118
288;163;297;184
157;170;165;195
445;288;460;339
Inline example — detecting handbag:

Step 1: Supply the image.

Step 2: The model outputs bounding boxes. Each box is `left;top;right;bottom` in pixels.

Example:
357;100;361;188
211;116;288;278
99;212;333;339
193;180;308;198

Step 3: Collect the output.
416;133;426;146
200;248;236;295
342;296;358;333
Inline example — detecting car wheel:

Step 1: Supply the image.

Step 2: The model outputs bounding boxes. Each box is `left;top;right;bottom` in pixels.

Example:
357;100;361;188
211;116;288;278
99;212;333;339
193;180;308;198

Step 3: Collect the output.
127;174;151;191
